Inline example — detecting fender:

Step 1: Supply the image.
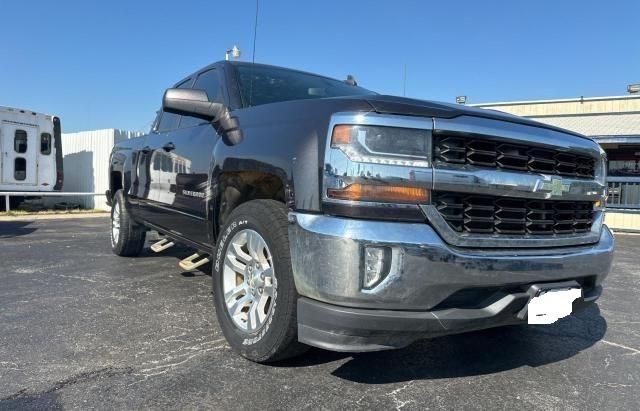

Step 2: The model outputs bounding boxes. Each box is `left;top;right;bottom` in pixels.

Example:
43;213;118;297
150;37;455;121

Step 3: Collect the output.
207;98;374;239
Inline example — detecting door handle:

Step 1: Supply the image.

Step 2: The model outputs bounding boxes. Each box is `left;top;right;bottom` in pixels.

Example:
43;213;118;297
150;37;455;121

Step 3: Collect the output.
140;146;151;154
162;142;175;152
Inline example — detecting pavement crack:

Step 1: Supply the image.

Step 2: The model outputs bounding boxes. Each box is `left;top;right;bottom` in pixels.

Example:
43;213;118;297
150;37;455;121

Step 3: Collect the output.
1;388;28;401
600;339;640;355
130;338;227;383
0;366;134;401
384;381;416;410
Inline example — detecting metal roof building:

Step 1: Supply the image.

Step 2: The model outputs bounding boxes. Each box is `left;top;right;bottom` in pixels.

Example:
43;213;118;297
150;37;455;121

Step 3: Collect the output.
472;95;640;140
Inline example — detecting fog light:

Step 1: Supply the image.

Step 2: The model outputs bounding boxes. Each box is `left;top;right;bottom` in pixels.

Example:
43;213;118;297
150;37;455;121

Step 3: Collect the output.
362;246;391;289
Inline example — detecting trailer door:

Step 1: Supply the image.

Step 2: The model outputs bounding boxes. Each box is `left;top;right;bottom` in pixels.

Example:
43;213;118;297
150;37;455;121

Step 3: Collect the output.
1;123;38;186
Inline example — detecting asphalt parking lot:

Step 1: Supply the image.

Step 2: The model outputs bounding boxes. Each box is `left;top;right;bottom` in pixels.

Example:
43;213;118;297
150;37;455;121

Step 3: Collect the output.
0;216;638;410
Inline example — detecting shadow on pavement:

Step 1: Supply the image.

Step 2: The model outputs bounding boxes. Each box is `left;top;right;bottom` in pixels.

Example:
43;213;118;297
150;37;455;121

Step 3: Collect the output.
0;392;63;410
280;305;606;383
0;221;37;238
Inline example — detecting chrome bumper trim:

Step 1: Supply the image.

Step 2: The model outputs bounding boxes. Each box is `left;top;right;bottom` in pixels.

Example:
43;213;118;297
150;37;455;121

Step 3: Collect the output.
288;212;613;311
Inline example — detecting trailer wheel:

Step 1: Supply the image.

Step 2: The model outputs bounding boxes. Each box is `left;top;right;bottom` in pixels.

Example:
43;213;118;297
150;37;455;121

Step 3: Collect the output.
110;190;146;256
212;200;308;362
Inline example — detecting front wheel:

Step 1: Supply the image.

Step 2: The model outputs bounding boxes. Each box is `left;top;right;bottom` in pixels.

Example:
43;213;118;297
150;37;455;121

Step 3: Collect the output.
212;200;307;362
110;190;146;256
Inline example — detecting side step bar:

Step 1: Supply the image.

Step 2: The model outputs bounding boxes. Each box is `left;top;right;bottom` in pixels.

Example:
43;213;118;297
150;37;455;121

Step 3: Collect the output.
150;238;175;253
179;253;210;271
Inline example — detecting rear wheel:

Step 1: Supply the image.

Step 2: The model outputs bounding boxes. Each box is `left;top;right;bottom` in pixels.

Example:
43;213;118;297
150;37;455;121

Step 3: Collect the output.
110;190;146;256
212;200;307;362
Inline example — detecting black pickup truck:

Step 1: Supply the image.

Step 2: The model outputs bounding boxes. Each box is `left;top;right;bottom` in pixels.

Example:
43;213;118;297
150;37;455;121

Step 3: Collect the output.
108;61;613;362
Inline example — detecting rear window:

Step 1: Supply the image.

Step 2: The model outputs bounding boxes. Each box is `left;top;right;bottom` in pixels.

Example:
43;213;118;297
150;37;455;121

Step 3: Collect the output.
236;65;374;107
41;133;52;155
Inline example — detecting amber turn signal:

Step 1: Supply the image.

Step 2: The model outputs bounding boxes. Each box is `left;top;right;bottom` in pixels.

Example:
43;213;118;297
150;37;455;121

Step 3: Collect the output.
327;183;429;203
330;125;353;146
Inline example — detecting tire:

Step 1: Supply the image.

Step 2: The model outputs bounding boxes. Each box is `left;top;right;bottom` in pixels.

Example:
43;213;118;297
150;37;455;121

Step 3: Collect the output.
110;189;146;257
212;199;308;362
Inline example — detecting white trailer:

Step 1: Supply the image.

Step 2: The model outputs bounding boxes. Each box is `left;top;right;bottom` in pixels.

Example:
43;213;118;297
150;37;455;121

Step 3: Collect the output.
0;106;63;208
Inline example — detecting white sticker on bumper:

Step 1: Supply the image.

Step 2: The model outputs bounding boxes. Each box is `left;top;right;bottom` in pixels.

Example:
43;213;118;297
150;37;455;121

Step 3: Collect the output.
527;287;582;325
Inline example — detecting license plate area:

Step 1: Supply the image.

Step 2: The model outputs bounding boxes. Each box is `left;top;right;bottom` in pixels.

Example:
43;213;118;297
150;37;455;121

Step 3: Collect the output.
527;286;582;324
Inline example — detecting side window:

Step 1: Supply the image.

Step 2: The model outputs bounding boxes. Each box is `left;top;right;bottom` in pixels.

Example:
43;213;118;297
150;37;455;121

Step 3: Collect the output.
157;78;193;132
161;155;171;172
157;112;179;133
150;110;161;133
194;69;223;103
41;133;52;155
179;69;222;128
15;130;27;153
152;154;161;171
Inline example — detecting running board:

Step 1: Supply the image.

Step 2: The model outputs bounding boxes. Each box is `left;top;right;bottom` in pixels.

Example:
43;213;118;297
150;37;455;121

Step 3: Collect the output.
150;238;175;253
178;253;210;271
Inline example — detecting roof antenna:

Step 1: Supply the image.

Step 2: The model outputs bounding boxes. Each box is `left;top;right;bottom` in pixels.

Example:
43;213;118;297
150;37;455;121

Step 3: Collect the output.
252;0;259;63
344;75;358;86
248;0;259;107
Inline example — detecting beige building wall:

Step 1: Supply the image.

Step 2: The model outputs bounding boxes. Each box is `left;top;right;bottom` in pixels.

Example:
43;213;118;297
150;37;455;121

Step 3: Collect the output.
42;129;141;210
605;211;640;232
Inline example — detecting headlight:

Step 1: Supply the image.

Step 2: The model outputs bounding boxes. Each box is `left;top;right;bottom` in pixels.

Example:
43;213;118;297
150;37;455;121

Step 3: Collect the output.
594;145;608;211
330;124;430;167
323;114;433;211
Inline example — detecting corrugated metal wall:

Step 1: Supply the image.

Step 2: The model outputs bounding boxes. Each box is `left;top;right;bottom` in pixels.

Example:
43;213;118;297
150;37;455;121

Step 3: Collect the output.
45;129;142;210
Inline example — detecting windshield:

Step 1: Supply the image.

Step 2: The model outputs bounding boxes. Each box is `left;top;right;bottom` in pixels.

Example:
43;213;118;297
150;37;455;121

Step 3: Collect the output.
236;65;375;107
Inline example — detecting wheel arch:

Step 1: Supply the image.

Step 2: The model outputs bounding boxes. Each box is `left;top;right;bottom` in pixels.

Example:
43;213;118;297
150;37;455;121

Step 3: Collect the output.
109;149;130;202
213;169;292;237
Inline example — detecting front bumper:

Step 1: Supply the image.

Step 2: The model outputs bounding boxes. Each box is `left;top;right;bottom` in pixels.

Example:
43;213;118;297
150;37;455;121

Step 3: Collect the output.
288;212;614;351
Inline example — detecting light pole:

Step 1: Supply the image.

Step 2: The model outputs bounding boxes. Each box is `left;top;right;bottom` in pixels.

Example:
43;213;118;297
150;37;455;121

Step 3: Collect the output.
225;45;241;61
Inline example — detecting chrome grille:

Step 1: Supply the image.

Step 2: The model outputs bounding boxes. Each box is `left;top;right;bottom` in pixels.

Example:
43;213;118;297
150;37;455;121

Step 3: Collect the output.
434;135;596;178
434;192;594;235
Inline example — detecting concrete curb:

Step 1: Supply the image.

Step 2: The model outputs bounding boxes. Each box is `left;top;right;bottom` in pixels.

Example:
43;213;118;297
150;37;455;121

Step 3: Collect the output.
0;212;109;222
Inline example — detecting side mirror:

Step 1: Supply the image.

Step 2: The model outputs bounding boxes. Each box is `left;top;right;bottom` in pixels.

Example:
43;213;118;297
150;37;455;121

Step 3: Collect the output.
162;88;225;122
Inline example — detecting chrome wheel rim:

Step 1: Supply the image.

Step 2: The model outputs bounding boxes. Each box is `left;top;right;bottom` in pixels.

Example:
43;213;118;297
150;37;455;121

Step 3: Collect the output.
111;204;120;246
222;229;276;332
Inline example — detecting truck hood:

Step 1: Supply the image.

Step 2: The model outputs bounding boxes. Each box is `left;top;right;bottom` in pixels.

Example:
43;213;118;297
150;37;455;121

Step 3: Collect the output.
363;95;586;139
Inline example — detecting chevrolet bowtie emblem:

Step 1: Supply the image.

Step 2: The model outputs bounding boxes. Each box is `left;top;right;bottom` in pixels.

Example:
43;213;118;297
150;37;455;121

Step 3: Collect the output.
544;178;570;196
